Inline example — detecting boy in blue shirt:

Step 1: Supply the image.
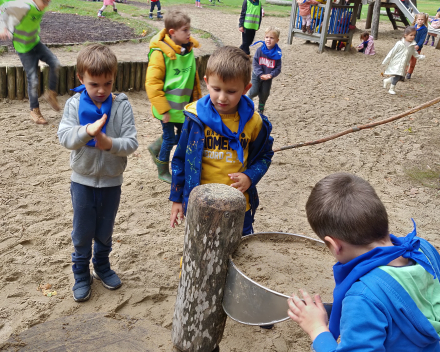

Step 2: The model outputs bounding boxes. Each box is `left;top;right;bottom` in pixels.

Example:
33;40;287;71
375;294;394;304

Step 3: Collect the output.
288;173;440;352
58;44;138;302
169;46;274;236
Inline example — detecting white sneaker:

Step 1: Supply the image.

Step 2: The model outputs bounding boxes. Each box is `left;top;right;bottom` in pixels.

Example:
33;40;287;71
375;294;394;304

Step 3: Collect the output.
383;77;392;89
388;84;396;95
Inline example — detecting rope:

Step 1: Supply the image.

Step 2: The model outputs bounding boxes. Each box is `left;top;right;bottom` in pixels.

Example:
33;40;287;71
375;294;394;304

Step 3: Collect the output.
273;96;440;153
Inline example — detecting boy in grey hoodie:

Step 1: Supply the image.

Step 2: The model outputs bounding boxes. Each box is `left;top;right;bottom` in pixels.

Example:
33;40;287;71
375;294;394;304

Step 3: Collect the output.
58;44;138;302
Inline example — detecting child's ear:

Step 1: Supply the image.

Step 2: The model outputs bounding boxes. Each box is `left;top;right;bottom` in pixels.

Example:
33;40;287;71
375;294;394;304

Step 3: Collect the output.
204;75;208;85
324;236;343;256
77;74;84;85
243;82;252;95
169;28;175;36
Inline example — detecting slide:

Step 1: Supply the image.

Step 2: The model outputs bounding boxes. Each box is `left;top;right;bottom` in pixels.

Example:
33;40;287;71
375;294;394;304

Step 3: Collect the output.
388;0;440;35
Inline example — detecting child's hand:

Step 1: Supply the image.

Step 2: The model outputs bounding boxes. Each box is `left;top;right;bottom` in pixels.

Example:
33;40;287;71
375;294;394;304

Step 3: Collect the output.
239;27;245;33
94;132;112;151
418;55;426;61
415;45;419;50
86;114;107;137
162;112;171;123
170;202;184;228
0;28;11;40
228;173;251;193
287;290;329;342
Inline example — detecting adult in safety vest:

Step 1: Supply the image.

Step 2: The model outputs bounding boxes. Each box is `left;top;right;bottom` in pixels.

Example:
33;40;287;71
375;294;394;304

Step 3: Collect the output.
145;21;202;184
238;0;264;55
0;0;60;125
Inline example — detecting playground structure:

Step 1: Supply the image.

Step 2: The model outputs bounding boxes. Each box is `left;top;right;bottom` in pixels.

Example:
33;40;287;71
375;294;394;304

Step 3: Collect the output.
288;0;362;53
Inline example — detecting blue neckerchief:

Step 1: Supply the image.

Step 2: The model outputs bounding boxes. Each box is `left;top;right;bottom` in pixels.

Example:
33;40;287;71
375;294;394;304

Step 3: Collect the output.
415;24;426;31
251;41;282;60
432;19;439;22
196;94;254;166
329;219;436;339
362;40;369;48
71;85;112;147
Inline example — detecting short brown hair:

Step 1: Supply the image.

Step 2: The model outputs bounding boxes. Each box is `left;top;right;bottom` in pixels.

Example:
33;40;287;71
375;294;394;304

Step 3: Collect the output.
306;173;389;245
205;46;251;86
76;44;117;79
164;10;190;32
265;26;280;39
360;31;369;40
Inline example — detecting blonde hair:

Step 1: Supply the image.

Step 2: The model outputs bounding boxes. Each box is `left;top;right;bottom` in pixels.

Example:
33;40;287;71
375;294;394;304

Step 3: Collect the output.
164;10;191;33
412;12;428;26
205;46;251;87
265;26;280;39
436;11;440;18
76;44;118;79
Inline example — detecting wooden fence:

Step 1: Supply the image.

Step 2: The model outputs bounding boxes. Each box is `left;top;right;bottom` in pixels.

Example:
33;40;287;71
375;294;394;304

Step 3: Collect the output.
0;54;211;100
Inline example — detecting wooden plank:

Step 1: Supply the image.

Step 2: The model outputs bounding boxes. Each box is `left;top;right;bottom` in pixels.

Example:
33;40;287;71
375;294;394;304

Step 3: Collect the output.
7;66;16;100
287;0;298;44
16;66;24;100
0;66;7;99
371;0;381;40
318;0;333;53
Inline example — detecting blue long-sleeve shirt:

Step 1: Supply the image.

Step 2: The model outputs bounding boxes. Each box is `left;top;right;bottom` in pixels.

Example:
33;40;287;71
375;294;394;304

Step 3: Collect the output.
415;25;428;50
252;46;282;79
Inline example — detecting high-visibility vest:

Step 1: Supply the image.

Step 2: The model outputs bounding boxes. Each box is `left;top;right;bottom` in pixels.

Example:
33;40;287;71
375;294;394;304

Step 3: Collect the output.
244;0;261;30
148;47;196;123
12;2;42;53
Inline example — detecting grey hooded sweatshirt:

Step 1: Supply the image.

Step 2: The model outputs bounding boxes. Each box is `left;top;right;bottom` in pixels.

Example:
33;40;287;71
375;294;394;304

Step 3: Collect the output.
58;93;138;188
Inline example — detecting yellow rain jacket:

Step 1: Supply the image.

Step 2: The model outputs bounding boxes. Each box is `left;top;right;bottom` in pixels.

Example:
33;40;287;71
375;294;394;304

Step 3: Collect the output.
146;29;202;117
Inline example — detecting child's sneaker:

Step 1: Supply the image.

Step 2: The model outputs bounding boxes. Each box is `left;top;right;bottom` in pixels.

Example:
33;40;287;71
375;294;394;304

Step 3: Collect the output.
383;77;392;89
406;73;411;80
92;263;122;290
30;108;48;125
157;11;163;19
149;12;153;19
388;84;396;95
424;40;428;45
432;41;435;46
72;270;93;302
113;8;117;12
43;89;60;111
97;10;105;18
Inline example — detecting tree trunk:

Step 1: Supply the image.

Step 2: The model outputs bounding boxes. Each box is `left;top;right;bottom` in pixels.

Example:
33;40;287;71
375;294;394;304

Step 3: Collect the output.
171;184;246;352
371;0;381;40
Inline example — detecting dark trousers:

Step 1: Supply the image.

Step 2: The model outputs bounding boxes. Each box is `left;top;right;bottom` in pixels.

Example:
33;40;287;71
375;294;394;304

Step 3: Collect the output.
70;182;121;269
158;121;183;162
248;72;272;112
150;1;161;12
17;42;59;110
242;210;254;236
391;75;404;86
239;28;256;55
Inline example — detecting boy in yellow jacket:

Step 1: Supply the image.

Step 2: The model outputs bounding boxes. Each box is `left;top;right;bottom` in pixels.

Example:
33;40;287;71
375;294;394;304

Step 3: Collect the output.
146;10;201;183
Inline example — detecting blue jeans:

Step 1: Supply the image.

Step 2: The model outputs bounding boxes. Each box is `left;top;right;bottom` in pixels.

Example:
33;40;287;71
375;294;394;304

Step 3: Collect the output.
17;42;59;110
70;182;121;269
158;121;183;162
242;210;254;236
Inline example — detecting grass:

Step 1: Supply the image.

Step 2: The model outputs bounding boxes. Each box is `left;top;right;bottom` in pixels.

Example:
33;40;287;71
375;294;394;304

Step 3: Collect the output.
405;167;440;189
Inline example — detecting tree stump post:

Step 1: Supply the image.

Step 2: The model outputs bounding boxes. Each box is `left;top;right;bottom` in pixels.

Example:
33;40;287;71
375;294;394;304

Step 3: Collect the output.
59;66;67;96
67;65;75;96
129;61;136;91
123;62;130;92
16;66;24;100
141;62;148;92
117;62;124;92
134;62;142;92
7;66;16;100
371;0;381;40
0;66;7;99
171;183;246;352
42;65;49;94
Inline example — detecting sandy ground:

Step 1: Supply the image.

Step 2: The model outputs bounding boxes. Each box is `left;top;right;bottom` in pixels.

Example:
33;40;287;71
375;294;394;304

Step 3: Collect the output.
1;4;440;351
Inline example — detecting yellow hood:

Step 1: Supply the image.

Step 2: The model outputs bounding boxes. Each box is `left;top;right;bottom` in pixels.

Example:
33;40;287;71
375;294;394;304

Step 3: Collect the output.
149;28;200;60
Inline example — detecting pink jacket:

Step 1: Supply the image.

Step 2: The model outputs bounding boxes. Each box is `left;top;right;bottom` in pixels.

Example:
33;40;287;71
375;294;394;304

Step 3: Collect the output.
357;35;376;55
297;0;319;17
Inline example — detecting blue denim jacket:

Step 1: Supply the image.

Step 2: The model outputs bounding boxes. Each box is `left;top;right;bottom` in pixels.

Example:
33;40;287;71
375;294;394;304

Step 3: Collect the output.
169;108;274;219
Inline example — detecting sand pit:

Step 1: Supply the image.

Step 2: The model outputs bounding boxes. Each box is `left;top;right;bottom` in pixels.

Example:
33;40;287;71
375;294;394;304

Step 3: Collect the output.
1;3;440;352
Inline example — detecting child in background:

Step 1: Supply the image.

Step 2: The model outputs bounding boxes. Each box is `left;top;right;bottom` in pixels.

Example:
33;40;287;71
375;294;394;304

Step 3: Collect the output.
58;44;138;302
169;46;274;237
406;12;428;79
356;31;375;55
287;172;440;352
146;10;201;184
425;12;440;47
195;0;202;8
0;0;60;125
382;26;425;95
149;0;162;19
239;0;264;55
296;0;319;34
97;0;117;18
247;26;282;114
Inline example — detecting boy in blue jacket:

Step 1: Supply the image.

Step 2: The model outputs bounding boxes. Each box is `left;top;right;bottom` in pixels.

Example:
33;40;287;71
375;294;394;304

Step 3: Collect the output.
288;173;440;352
169;46;274;236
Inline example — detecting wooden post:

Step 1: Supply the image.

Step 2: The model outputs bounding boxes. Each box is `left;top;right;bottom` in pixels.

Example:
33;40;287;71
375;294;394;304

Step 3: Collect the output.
318;0;333;53
371;0;381;40
74;67;80;89
117;62;124;92
365;1;374;29
7;66;16;100
0;66;7;99
134;62;142;91
67;65;75;96
24;70;28;99
288;0;298;44
123;62;130;92
59;66;67;96
42;65;49;94
16;66;24;100
129;61;136;91
171;184;246;352
141;62;148;92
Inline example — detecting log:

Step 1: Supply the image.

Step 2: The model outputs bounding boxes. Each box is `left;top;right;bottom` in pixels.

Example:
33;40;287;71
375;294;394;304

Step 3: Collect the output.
371;0;381;40
0;66;7;99
7;66;16;100
141;62;148;92
365;2;374;29
117;62;124;92
74;67;80;89
134;62;142;92
67;65;75;96
266;0;291;5
129;61;136;91
171;183;246;352
24;70;28;99
123;62;130;92
59;66;67;95
196;54;210;80
16;66;24;100
42;65;50;95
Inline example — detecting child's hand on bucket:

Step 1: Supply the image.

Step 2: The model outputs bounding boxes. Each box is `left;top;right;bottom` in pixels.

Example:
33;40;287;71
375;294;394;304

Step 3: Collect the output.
287;289;329;341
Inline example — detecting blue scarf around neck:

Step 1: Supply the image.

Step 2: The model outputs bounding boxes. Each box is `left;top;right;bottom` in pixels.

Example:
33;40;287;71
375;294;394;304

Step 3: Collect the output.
71;85;112;147
415;24;426;30
329;219;436;339
196;94;254;166
251;41;282;60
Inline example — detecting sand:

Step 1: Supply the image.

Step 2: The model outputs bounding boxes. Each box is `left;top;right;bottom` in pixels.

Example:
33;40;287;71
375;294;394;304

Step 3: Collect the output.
1;4;440;352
